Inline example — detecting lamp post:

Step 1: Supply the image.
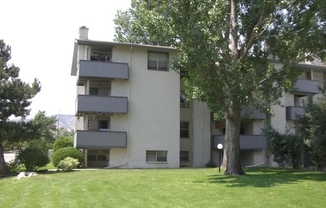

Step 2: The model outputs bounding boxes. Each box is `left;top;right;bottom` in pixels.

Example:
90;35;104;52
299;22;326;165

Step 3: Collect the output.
217;144;223;173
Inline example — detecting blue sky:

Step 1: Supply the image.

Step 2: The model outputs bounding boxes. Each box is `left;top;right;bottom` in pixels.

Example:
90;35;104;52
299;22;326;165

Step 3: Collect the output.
1;0;131;117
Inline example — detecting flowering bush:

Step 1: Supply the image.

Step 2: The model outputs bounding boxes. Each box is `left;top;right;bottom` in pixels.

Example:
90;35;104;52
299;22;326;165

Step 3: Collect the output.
57;157;79;171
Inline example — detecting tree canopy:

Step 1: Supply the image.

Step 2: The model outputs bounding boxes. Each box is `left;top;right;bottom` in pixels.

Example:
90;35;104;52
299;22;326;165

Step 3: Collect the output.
30;111;57;141
297;95;326;169
114;0;326;175
0;39;41;174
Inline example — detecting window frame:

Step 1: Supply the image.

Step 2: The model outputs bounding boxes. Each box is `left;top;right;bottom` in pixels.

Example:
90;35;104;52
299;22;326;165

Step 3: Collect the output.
98;120;110;130
146;150;168;163
87;149;109;162
180;121;189;138
147;51;169;71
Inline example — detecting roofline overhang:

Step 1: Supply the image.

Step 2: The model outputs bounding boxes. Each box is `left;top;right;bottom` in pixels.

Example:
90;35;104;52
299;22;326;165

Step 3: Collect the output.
75;39;176;51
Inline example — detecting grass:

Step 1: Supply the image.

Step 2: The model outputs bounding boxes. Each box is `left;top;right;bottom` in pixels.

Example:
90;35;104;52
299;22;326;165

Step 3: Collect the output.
0;168;325;208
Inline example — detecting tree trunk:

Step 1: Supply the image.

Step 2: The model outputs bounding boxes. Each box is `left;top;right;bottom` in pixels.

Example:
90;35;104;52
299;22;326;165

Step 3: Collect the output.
223;107;245;175
0;142;9;174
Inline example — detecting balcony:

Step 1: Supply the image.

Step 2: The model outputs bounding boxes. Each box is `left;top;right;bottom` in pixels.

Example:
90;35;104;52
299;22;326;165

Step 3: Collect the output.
241;108;266;120
78;60;129;82
74;130;127;149
213;135;267;150
76;95;128;114
286;106;305;120
293;79;320;95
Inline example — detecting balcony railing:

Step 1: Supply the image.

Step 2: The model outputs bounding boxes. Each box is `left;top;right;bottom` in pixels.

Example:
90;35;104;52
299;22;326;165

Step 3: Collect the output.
74;130;127;149
78;60;129;82
286;106;305;120
293;79;320;95
76;95;128;114
213;135;267;150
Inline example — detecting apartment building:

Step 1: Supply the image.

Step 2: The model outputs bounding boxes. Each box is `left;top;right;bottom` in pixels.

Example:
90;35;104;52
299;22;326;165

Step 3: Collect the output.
71;27;325;168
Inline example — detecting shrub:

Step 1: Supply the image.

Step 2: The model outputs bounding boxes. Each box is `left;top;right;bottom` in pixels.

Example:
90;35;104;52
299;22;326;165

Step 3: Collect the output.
17;147;50;171
6;159;24;173
205;160;217;168
51;147;83;167
53;137;73;152
263;127;303;169
57;157;80;171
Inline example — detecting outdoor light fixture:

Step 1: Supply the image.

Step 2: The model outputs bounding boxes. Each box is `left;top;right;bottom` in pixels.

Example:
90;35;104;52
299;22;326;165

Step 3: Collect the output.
217;144;223;173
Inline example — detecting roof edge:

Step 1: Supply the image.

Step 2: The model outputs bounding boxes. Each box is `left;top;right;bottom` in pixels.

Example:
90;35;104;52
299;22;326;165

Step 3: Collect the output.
75;39;176;51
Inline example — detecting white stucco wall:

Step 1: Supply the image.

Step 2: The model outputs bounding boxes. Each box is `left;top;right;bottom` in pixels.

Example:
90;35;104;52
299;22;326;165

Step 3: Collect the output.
110;114;128;132
253;120;264;134
111;46;180;168
77;45;88;60
253;150;267;165
109;148;128;167
285;93;294;107
192;101;211;167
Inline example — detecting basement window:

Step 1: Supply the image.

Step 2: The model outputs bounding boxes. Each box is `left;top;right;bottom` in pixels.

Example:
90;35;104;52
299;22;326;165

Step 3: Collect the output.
146;150;167;162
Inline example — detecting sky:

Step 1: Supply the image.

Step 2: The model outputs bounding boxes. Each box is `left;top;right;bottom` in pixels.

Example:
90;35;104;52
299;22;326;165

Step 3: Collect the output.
1;0;131;118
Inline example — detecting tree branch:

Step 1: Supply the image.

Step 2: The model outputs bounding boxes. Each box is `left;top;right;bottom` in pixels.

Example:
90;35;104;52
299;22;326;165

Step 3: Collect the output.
240;0;267;60
230;0;239;61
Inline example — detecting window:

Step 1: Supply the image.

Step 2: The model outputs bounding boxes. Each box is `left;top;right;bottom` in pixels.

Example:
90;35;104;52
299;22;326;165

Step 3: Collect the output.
148;51;169;71
180;92;189;108
180;151;189;162
87;149;108;161
180;121;189;138
146;150;167;162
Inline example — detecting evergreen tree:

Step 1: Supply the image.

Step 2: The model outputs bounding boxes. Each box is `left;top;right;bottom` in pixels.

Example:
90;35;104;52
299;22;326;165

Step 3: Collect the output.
0;39;41;174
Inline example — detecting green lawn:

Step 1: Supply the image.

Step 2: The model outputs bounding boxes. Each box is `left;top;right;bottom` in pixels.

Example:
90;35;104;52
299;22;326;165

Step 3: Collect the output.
0;168;325;208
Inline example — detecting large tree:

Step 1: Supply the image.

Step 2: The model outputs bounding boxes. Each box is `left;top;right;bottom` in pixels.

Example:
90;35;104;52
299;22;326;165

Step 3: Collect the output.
0;39;41;174
114;0;326;175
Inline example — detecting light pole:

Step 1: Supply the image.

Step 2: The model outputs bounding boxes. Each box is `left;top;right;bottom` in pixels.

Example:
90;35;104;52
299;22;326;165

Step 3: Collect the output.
217;144;223;173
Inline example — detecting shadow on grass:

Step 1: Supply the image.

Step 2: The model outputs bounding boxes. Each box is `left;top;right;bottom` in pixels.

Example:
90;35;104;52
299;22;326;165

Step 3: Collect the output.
0;169;76;180
0;173;17;180
195;168;326;188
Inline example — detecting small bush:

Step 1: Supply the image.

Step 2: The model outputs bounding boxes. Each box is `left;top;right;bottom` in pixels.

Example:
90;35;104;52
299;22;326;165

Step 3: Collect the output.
17;147;50;171
205;160;217;168
57;157;80;171
51;147;83;167
6;159;24;173
53;137;73;152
